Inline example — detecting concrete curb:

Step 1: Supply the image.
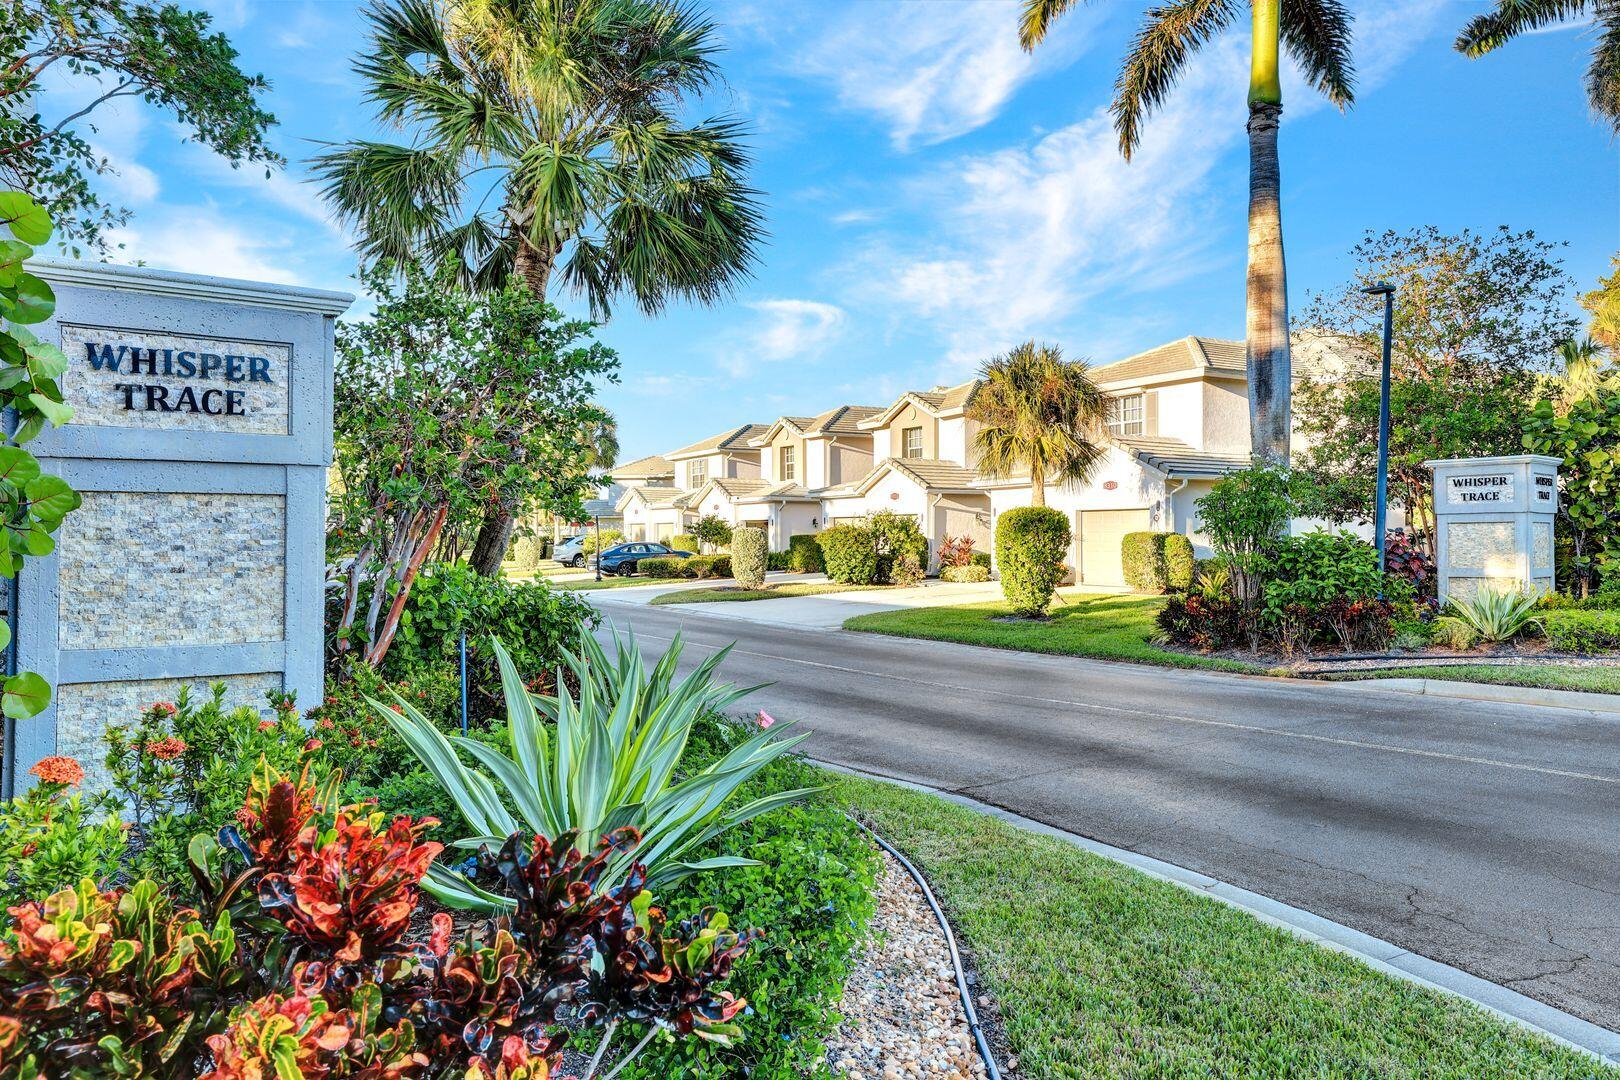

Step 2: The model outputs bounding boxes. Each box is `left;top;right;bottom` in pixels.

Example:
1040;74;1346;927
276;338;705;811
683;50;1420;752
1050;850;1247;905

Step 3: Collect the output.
815;759;1620;1067
1348;677;1620;716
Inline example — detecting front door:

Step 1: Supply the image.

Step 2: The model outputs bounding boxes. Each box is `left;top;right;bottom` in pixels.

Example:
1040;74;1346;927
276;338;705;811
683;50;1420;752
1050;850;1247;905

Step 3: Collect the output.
1077;509;1151;587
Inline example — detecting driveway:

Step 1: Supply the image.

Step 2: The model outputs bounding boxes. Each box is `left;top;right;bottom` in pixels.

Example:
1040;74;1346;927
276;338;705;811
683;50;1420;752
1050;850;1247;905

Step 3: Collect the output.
589;575;1008;628
590;601;1620;1031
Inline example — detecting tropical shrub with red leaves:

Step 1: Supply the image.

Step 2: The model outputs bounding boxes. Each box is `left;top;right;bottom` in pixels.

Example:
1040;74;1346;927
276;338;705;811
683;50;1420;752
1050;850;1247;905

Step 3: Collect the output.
0;878;239;1077
938;534;977;570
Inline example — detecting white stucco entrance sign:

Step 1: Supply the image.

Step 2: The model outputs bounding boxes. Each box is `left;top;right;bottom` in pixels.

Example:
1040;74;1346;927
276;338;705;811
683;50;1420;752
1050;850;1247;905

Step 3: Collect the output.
10;261;350;791
1426;454;1559;605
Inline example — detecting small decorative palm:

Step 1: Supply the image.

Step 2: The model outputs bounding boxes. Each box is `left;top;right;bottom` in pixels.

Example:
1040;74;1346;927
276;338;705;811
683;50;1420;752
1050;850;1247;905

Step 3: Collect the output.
967;341;1107;507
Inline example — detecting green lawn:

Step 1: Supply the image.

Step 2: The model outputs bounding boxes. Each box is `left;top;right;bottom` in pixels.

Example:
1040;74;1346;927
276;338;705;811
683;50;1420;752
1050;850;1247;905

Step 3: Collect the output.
1332;662;1620;695
649;581;891;606
821;771;1610;1078
552;575;673;592
844;590;1260;673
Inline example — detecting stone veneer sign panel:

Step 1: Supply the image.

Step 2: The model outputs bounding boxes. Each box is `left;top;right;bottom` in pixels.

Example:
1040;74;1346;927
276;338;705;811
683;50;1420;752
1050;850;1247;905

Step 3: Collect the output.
59;323;292;435
7;260;350;794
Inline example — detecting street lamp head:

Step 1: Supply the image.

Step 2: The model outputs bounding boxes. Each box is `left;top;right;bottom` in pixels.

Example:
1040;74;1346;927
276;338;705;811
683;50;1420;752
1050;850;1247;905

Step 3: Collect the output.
1361;282;1395;297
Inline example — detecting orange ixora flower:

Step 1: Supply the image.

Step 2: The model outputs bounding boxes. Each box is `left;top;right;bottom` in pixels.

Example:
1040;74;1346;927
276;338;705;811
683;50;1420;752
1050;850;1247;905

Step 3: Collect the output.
147;701;178;716
145;737;187;760
28;756;84;787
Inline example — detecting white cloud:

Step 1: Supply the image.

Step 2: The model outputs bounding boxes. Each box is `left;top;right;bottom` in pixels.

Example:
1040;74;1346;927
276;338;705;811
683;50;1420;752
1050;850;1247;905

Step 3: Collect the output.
716;299;848;376
796;0;1093;149
107;206;303;285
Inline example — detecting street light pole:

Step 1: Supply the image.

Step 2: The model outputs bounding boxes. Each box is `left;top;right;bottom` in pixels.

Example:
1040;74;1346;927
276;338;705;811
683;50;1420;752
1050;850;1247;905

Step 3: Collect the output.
593;513;602;582
1362;282;1396;577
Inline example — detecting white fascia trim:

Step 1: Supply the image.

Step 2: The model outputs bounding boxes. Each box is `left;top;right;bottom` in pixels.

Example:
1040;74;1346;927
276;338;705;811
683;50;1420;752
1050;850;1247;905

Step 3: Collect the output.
31;258;354;316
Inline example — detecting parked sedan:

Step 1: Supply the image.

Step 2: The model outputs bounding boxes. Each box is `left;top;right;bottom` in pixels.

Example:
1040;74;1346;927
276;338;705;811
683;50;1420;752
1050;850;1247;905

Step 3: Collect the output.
554;534;591;568
593;542;693;576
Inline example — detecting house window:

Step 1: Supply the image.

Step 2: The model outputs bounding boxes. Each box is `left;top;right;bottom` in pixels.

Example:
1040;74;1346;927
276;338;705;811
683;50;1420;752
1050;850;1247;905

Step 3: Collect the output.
1106;394;1145;436
779;445;796;481
902;426;924;458
688;458;707;487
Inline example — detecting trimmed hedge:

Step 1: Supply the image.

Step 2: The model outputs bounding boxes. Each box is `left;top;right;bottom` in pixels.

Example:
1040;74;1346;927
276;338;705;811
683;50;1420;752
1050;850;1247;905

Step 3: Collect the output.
1121;532;1197;593
940;564;990;583
732;526;768;588
820;525;879;585
1541;609;1620;652
996;506;1070;617
970;551;992;569
687;554;731;579
670;533;700;554
788;533;825;574
641;556;690;579
767;550;792;572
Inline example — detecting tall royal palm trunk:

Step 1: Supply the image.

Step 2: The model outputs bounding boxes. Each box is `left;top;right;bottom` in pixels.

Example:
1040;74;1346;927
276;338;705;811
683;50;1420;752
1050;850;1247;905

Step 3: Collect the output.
467;236;557;577
1244;0;1291;465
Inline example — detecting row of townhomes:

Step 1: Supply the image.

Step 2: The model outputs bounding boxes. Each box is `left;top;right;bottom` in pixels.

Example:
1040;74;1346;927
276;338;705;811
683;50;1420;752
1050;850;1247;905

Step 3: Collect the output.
610;335;1261;587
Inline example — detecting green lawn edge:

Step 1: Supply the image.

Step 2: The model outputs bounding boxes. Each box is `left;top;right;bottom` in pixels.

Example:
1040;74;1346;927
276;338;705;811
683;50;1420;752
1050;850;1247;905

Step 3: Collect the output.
842;592;1262;674
819;769;1611;1078
650;581;893;606
1326;663;1620;695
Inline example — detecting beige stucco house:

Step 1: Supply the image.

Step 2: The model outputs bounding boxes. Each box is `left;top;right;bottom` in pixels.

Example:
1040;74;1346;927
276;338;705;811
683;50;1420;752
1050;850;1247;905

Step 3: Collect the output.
609;334;1289;584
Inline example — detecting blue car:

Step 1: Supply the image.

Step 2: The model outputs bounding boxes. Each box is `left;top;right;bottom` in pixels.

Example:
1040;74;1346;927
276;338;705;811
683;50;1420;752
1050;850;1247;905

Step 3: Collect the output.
593;541;694;576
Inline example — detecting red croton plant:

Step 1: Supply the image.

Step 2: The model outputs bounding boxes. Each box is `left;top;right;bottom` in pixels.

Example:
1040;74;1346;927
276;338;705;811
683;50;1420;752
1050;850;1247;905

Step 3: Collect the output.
0;759;758;1078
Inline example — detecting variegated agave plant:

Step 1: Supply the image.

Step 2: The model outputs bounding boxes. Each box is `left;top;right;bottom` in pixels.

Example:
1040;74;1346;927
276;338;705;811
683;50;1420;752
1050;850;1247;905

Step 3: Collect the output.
376;627;815;910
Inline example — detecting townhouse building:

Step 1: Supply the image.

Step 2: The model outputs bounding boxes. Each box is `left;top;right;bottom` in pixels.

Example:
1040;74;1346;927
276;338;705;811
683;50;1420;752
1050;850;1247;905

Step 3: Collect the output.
612;335;1270;588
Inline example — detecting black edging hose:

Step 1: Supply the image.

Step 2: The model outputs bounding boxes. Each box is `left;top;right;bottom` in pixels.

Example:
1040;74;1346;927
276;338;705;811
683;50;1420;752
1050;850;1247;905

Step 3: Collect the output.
847;814;1004;1080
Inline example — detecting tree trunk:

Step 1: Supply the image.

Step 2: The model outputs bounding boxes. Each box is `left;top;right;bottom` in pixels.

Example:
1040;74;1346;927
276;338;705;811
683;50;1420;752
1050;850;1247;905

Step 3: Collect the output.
468;238;557;576
1245;99;1291;465
1030;469;1046;507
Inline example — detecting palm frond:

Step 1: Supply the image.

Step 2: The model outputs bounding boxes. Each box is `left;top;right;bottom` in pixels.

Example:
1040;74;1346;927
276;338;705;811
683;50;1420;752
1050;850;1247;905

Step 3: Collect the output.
1588;3;1620;132
1456;0;1587;56
310;140;465;266
1019;0;1091;51
1113;0;1239;159
1281;0;1356;108
967;341;1109;487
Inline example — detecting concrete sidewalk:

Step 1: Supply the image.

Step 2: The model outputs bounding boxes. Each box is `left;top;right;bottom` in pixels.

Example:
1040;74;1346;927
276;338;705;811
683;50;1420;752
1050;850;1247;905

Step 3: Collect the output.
589;575;1008;628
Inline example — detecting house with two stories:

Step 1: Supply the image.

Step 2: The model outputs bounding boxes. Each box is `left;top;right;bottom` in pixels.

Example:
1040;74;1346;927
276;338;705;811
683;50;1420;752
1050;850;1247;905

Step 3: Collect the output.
611;335;1272;587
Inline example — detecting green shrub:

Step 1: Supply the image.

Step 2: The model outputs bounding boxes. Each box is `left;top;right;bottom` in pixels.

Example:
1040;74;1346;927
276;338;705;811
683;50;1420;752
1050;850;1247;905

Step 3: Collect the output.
868;510;927;567
1163;533;1195;590
693;514;733;552
732;526;768;588
819;525;879;585
685;554;731;579
641;555;693;579
1390;619;1433;651
509;533;545;572
767;550;791;572
996;507;1070;616
581;528;623;555
1440;587;1543;644
0;779;126;909
970;551;993;569
787;533;824;573
940;564;991;583
622;720;878;1080
1261;531;1406;652
1121;532;1177;592
386;562;597;715
1540;608;1620;652
670;532;701;554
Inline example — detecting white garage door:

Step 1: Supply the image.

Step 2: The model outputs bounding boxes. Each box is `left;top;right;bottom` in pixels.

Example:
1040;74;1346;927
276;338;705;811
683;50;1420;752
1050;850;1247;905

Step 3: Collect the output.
1077;509;1151;587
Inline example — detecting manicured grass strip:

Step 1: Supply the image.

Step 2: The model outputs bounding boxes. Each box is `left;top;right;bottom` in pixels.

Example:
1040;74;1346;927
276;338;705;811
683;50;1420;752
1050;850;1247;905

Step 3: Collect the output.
553;575;681;591
650;582;893;606
821;772;1609;1079
844;591;1260;673
1335;663;1620;695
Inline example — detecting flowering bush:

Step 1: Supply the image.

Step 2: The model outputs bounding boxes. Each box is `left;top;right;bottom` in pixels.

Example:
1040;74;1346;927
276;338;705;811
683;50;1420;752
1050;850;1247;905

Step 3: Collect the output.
938;534;977;569
0;761;124;909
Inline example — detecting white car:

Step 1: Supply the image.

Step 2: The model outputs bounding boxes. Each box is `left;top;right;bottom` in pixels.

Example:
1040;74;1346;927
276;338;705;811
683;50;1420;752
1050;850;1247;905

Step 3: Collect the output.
554;534;591;568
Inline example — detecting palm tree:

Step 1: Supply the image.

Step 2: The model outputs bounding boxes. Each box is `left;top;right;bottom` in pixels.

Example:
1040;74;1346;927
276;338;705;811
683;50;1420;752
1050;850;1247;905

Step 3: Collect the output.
1457;2;1620;133
314;0;762;573
967;341;1107;506
1018;0;1355;464
1555;335;1615;413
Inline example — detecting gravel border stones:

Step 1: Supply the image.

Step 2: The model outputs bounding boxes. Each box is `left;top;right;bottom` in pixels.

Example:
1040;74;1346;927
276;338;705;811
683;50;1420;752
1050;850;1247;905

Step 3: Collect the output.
827;850;990;1080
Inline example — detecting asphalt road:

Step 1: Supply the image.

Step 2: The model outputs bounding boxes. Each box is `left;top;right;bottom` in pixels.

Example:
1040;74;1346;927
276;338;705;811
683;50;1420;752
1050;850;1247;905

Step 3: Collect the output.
590;600;1620;1031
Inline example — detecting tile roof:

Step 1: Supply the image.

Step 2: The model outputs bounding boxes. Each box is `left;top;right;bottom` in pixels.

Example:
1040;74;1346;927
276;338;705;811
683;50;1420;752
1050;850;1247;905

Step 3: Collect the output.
737;481;817;501
1112;435;1250;477
803;404;883;436
1090;336;1245;385
610;454;674;479
706;477;770;499
631;486;689;506
859;457;982;493
668;423;771;459
859;380;981;428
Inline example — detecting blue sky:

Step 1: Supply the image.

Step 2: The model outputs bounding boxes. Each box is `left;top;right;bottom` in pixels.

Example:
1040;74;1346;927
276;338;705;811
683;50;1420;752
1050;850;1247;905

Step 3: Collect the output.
54;0;1619;463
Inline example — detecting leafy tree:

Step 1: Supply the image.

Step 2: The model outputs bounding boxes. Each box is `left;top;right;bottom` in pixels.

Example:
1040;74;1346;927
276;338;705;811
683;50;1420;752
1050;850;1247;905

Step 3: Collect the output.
1295;227;1578;552
313;0;764;574
1457;2;1620;133
0;192;84;721
692;514;732;553
0;0;280;254
1194;462;1317;601
329;266;617;667
1018;0;1355;462
1523;392;1620;596
966;340;1106;506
